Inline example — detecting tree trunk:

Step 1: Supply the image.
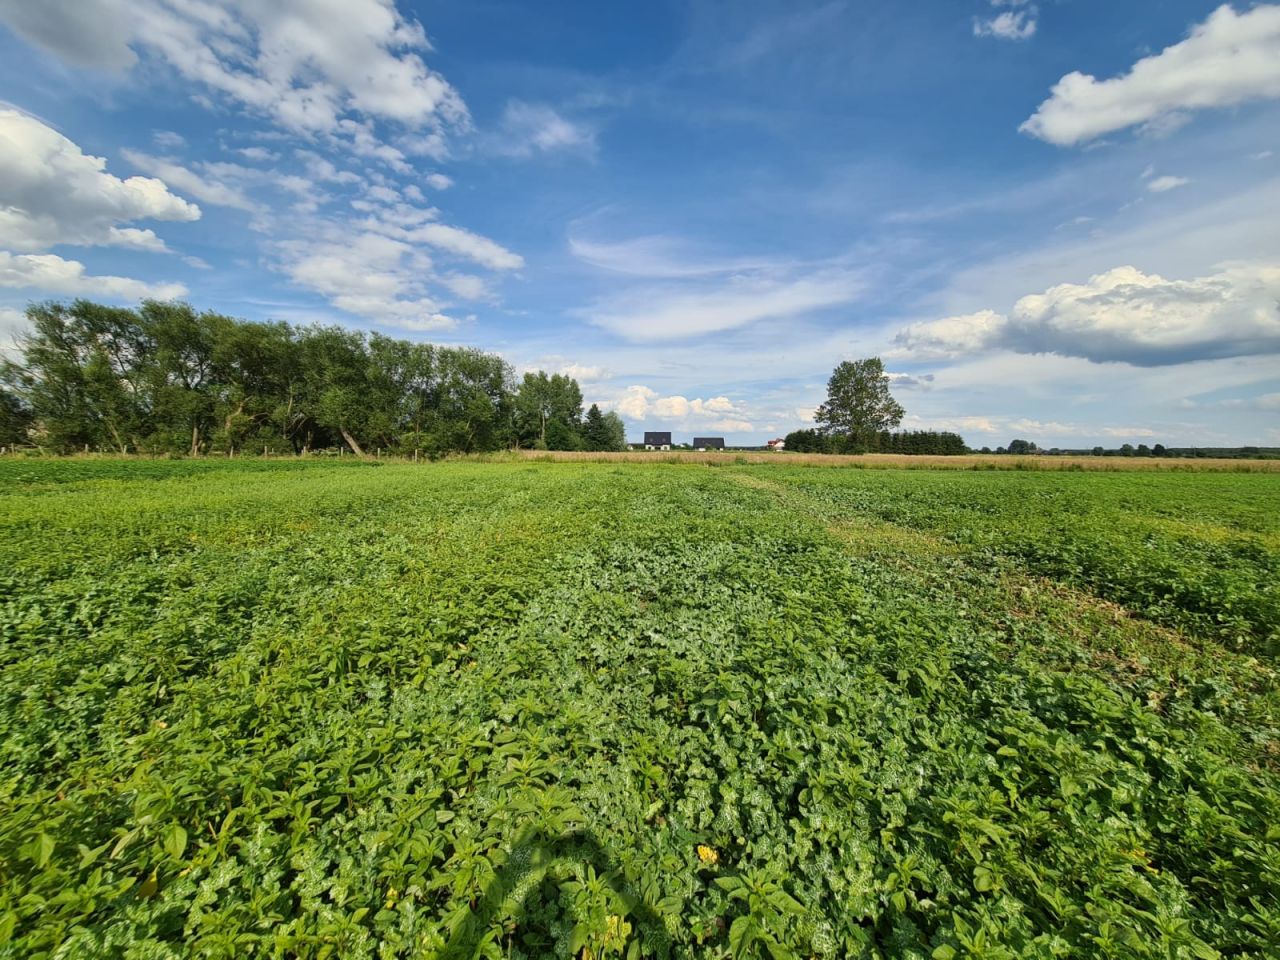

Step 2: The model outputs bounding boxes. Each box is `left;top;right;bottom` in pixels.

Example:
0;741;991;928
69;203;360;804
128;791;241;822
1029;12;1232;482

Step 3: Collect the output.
106;421;127;455
190;424;200;457
220;401;247;456
338;425;367;458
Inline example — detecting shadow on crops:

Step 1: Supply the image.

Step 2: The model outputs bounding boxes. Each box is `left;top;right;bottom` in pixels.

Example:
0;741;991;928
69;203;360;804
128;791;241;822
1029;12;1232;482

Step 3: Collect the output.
440;826;670;958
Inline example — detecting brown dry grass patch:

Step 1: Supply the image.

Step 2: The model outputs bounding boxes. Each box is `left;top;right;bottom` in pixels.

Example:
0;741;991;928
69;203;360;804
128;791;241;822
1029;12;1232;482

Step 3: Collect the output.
499;450;1280;472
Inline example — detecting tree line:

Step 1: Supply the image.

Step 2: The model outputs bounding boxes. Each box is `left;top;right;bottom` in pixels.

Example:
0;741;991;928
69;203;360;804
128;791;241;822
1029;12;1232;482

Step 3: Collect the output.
0;300;625;456
977;440;1280;460
784;427;967;455
803;361;1275;460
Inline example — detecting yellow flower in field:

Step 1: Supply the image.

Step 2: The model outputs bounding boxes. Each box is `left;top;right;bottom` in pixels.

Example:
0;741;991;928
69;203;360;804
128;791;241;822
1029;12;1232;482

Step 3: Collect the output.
696;845;719;865
606;914;629;938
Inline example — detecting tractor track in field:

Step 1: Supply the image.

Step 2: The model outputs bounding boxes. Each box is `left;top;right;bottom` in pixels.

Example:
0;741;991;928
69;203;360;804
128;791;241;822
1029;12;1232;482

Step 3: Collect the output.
721;468;1277;708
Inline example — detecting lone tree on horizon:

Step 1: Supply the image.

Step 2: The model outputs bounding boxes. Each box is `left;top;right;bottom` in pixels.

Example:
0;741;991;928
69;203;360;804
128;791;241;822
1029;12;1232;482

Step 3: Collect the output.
816;357;905;439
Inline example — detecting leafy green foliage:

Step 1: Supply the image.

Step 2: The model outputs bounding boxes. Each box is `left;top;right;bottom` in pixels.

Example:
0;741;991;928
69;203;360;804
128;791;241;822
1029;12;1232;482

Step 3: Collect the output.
0;459;1276;957
514;372;583;449
0;389;34;447
783;429;966;456
3;299;601;458
768;468;1280;656
583;405;627;453
814;358;905;439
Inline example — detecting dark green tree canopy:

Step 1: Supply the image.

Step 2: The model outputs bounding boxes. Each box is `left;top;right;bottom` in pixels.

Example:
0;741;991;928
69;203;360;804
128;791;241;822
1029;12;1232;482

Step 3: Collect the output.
0;388;33;446
514;371;583;448
815;357;905;437
3;299;609;457
582;403;626;452
783;427;965;456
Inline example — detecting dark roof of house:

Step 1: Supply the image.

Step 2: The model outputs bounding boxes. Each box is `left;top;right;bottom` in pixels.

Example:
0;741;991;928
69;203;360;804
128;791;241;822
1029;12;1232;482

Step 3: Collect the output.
643;431;673;444
692;437;725;448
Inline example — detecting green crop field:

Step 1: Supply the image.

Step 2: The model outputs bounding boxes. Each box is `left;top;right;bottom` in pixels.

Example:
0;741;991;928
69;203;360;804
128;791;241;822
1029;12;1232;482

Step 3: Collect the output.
1;458;1277;959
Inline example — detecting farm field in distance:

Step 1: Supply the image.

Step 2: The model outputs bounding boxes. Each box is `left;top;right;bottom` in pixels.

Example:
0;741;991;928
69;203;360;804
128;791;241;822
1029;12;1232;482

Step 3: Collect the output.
1;457;1277;958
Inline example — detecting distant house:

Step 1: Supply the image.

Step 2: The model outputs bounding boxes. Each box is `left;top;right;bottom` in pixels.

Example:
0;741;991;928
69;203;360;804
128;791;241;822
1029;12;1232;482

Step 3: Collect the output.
767;438;786;451
692;437;725;451
643;431;673;450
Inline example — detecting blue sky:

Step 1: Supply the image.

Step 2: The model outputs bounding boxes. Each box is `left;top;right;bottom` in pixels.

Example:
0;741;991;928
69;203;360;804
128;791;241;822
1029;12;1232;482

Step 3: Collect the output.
1;0;1278;447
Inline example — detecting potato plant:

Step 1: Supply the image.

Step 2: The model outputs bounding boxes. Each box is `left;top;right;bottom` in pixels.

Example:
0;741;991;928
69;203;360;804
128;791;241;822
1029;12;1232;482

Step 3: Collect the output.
767;468;1280;656
0;458;1276;958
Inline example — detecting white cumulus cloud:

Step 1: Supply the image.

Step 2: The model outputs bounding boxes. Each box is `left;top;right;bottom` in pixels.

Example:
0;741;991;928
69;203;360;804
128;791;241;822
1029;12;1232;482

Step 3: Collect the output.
610;385;753;431
121;150;259;212
276;230;455;331
0;4;530;326
0;306;29;356
893;310;1006;360
236;146;278;163
518;356;608;383
0;0;469;139
1022;4;1280;146
0;0;137;70
974;2;1037;41
0;109;199;253
894;264;1280;366
560;363;606;382
0;251;187;299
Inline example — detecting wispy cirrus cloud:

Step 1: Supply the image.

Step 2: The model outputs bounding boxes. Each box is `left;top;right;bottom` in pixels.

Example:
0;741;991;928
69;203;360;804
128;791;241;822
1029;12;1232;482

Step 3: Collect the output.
571;226;863;342
265;178;523;330
486;101;596;159
583;268;865;342
1146;175;1189;193
568;232;781;278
